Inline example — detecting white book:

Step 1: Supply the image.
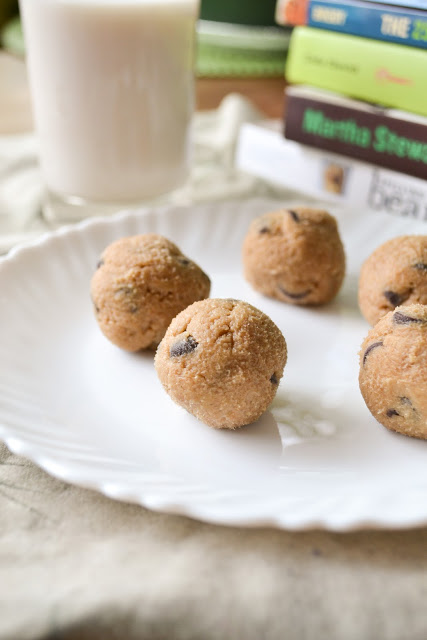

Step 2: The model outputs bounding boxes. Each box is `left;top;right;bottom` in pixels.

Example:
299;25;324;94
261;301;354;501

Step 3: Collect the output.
235;122;427;221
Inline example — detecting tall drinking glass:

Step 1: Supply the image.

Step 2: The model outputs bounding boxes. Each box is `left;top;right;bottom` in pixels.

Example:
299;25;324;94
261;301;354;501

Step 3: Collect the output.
19;0;199;221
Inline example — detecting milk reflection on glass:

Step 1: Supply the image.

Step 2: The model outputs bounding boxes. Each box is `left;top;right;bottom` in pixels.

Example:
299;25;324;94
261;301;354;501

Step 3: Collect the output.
19;0;199;221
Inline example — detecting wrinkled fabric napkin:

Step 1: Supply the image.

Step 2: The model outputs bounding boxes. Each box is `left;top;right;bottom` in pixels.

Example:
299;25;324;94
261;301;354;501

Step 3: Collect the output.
3;440;427;640
2;95;427;640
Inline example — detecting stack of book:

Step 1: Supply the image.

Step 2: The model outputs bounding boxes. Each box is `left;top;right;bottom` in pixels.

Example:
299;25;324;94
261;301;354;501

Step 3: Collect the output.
236;0;427;220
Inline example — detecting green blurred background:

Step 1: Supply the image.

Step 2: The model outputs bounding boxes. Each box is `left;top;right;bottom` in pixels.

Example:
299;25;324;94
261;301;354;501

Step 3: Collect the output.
200;0;278;26
0;0;17;28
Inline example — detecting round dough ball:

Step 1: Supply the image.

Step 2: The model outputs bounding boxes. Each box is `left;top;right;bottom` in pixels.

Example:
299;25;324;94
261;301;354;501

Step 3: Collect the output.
242;207;345;305
91;234;210;351
359;303;427;439
358;235;427;326
154;298;287;429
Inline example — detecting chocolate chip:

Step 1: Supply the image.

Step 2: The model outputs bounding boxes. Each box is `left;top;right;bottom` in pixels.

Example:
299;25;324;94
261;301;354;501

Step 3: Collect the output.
96;258;104;269
363;341;383;365
116;285;138;299
413;263;427;271
170;335;198;357
386;409;400;418
399;396;418;415
270;373;278;385
259;226;270;234
288;210;300;223
177;257;190;266
393;311;425;325
114;285;139;312
278;286;311;300
384;290;405;307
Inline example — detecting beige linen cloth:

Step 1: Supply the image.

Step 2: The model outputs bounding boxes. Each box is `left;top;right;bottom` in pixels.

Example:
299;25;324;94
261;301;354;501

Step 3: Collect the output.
2;93;427;640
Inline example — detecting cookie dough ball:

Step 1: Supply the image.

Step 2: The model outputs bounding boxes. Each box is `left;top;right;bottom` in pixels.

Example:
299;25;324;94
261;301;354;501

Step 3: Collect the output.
358;235;427;326
359;304;427;439
155;298;287;429
91;234;210;351
242;207;345;305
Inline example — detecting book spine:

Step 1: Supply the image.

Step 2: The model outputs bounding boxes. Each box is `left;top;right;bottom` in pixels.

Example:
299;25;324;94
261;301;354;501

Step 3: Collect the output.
284;90;427;180
277;0;427;50
319;0;426;49
352;1;427;9
285;27;427;117
276;0;427;25
235;123;427;220
275;0;310;26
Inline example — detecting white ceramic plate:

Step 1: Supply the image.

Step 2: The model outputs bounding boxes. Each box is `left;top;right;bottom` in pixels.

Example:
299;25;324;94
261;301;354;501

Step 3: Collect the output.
1;198;426;531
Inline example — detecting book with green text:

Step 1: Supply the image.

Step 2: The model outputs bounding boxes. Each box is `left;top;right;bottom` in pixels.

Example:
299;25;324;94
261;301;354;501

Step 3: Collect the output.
236;121;427;220
284;85;427;180
285;27;427;116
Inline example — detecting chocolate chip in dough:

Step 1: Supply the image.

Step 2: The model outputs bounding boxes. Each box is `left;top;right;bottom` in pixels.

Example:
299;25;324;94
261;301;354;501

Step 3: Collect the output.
177;257;190;266
278;286;311;300
288;210;300;223
384;290;407;308
386;409;400;418
393;311;425;325
170;335;198;358
362;341;383;365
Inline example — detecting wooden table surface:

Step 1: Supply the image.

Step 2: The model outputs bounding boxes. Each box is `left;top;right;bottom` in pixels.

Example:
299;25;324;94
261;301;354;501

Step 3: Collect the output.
0;50;286;134
197;76;286;119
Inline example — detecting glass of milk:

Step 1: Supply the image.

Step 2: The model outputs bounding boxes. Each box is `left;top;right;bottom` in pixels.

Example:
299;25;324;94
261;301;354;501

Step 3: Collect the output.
19;0;199;221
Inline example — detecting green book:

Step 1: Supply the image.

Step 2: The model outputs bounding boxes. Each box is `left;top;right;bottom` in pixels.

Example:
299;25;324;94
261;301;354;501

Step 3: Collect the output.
286;27;427;117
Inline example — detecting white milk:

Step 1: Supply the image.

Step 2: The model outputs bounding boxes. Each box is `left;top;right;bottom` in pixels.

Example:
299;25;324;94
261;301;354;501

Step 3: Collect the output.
20;0;198;203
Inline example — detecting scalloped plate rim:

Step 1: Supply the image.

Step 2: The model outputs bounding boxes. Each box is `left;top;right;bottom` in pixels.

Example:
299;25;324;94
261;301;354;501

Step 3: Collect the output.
1;198;427;532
